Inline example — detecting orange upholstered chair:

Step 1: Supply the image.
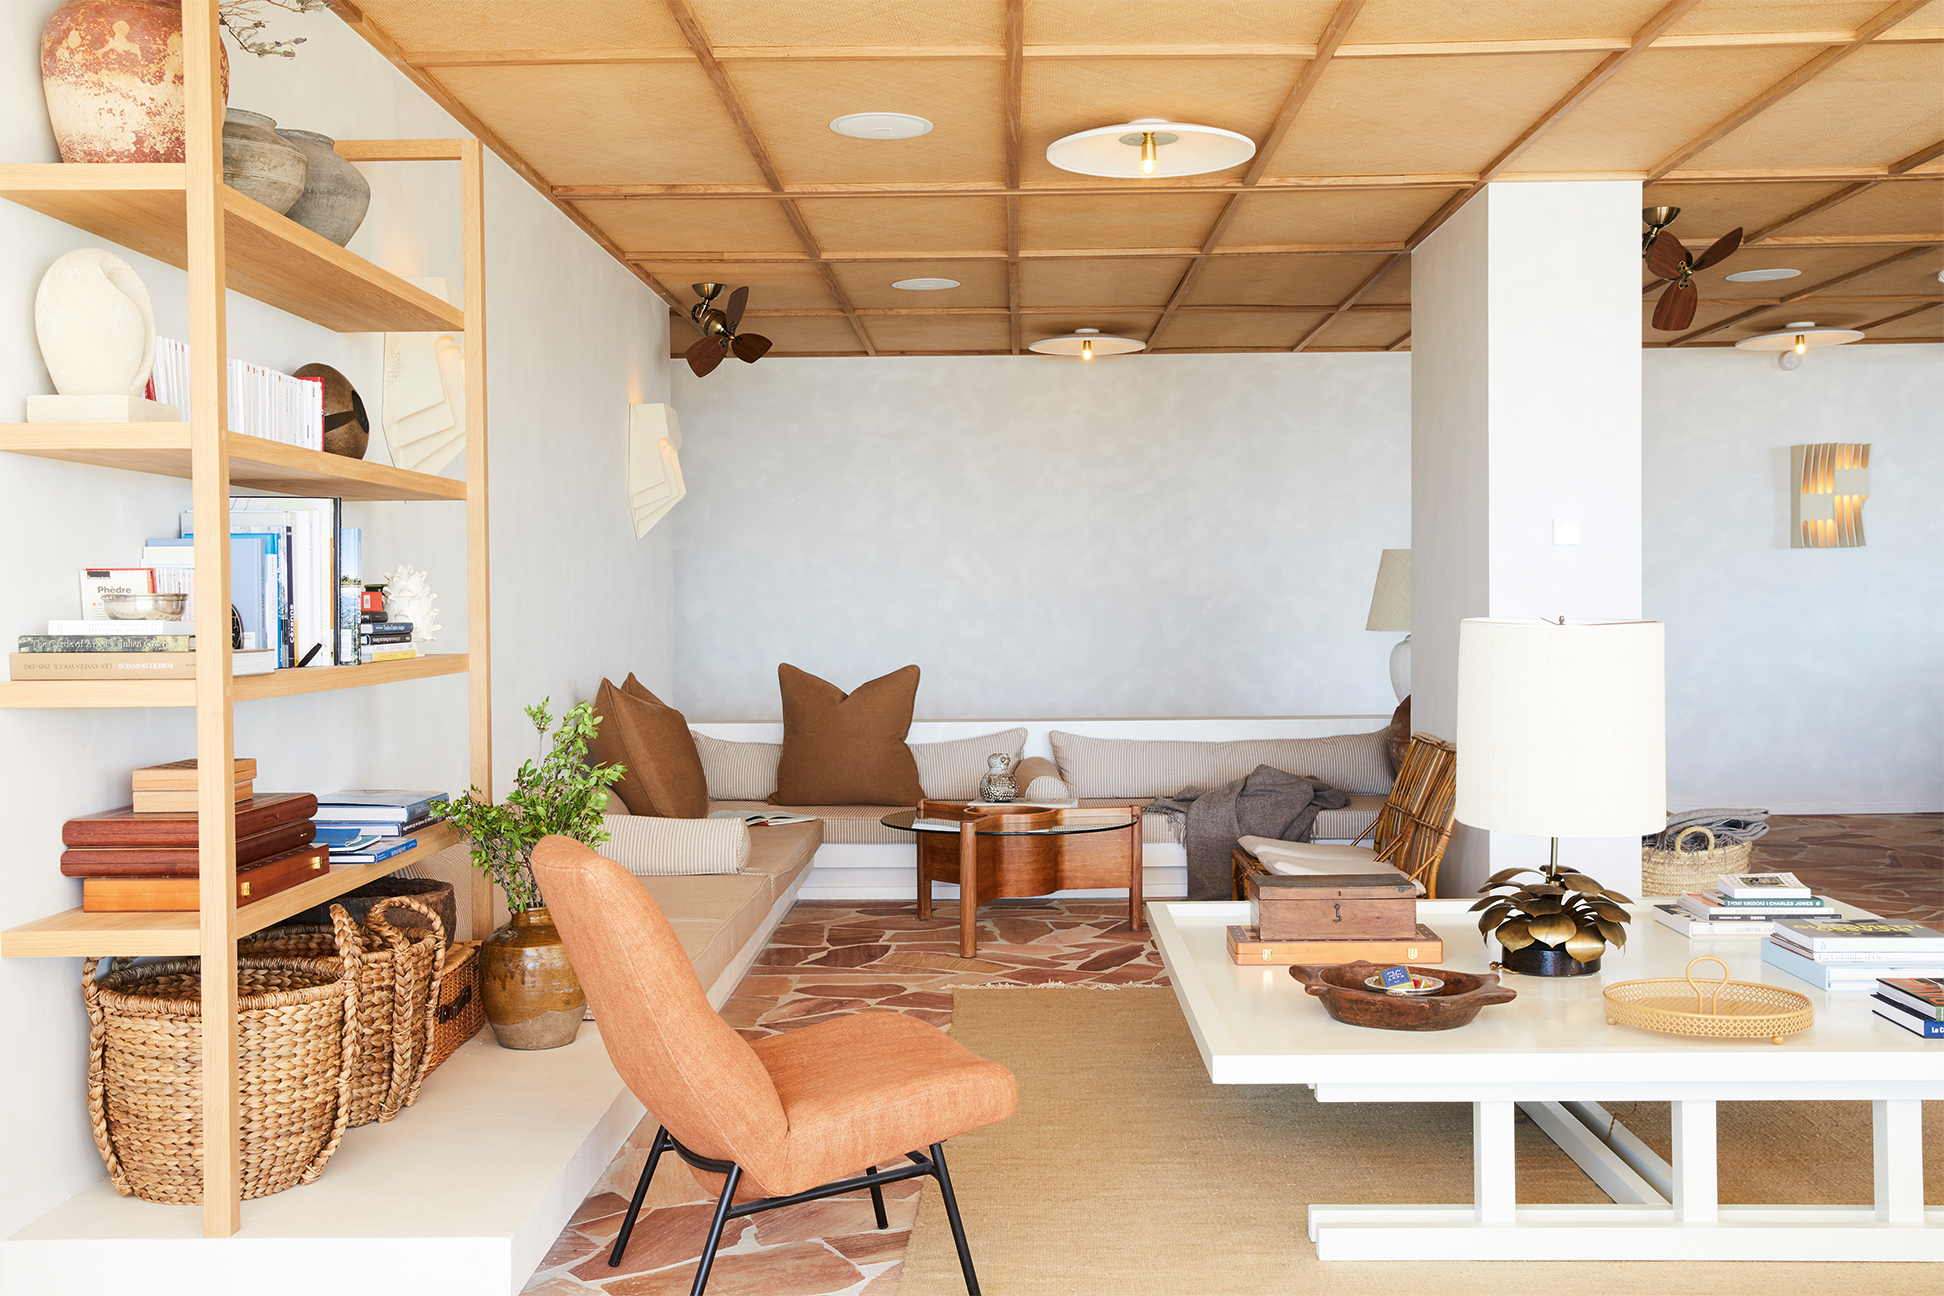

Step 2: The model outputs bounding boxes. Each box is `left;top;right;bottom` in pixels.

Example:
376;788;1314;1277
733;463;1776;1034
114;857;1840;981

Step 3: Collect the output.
530;834;1018;1296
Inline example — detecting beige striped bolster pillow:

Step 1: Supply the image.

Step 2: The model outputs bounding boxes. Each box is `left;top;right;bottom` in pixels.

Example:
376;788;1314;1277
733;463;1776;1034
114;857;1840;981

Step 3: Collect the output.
596;815;749;875
691;731;783;801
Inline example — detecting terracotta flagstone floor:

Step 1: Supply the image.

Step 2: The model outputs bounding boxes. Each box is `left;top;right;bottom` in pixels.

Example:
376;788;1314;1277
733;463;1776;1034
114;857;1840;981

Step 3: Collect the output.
519;814;1938;1296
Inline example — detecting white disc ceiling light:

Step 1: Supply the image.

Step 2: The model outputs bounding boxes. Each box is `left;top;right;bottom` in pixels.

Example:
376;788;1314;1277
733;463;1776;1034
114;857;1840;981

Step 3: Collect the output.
829;112;933;139
1724;268;1801;282
1045;117;1255;178
892;278;960;290
1735;320;1862;370
1028;327;1145;359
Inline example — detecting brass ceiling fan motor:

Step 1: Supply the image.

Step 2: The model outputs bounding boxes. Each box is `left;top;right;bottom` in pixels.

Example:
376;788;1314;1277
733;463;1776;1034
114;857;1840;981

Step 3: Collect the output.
684;282;774;377
1642;207;1743;332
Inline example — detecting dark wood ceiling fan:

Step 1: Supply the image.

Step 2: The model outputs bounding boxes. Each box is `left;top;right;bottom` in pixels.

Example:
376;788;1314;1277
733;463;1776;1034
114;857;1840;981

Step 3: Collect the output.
1642;207;1743;332
684;283;774;376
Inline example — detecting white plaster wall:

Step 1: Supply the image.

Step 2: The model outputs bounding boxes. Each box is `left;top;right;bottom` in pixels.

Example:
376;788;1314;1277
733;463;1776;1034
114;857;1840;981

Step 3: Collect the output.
669;353;1413;721
1643;343;1944;813
0;6;671;1238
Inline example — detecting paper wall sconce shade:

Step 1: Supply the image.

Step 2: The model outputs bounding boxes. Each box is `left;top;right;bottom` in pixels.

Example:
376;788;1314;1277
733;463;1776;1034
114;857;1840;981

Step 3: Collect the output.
1791;442;1869;548
629;403;687;539
1455;619;1666;839
382;277;466;475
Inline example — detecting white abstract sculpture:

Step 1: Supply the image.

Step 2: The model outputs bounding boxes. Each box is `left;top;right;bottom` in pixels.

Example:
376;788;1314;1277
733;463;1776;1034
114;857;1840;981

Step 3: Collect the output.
382;277;466;474
629;403;687;538
29;248;177;423
382;566;442;644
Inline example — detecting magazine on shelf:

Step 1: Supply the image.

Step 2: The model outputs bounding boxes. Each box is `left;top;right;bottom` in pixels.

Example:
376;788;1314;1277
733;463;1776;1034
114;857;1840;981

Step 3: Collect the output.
706;810;817;826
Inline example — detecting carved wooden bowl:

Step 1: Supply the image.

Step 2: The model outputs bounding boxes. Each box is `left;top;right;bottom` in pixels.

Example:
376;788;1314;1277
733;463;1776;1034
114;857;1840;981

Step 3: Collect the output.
1290;960;1518;1031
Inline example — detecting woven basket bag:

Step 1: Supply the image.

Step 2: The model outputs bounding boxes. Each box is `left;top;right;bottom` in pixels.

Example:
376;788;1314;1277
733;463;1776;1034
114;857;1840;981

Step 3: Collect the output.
426;939;484;1074
240;896;446;1126
1640;825;1754;897
83;947;359;1204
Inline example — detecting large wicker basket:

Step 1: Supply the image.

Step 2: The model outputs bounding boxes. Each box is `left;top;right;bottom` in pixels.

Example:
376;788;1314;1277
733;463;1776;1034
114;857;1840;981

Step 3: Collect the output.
427;939;484;1073
239;897;446;1126
84;952;358;1203
1640;825;1753;897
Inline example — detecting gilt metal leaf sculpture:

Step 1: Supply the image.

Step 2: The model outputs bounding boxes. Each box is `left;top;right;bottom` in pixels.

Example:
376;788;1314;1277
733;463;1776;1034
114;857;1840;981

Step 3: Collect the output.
1475;861;1633;964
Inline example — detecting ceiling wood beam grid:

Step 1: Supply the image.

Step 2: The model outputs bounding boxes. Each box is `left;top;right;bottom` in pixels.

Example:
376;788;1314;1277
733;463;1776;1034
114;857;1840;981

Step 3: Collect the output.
1855;301;1943;332
1666;243;1943;344
1744;136;1944;244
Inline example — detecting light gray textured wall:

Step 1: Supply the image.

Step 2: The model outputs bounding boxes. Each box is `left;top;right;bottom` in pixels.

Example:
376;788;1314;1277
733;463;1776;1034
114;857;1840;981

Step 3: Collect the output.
670;354;1413;720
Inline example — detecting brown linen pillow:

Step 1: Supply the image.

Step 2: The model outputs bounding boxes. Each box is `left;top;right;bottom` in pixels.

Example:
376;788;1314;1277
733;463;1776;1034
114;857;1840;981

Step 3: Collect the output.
1387;695;1411;775
771;663;924;806
585;676;709;818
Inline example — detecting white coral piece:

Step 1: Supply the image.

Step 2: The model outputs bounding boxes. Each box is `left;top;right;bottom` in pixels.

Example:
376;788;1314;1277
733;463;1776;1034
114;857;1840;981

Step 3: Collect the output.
382;565;442;644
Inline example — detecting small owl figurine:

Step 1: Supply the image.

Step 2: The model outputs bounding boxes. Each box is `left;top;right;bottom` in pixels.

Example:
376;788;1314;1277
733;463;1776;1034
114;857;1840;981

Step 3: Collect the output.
978;752;1018;803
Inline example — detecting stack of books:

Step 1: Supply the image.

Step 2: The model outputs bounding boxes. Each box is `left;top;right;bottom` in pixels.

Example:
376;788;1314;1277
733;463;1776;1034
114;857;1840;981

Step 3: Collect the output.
59;764;322;912
312;790;449;865
1651;870;1840;938
1762;916;1944;992
150;338;326;451
358;621;418;664
1873;977;1944;1039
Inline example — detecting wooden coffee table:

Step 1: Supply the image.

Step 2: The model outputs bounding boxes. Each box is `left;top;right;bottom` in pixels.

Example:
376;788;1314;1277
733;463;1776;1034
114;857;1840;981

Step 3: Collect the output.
882;800;1142;957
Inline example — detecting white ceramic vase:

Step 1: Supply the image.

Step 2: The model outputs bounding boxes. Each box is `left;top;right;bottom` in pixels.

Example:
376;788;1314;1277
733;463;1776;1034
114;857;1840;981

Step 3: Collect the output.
34;247;155;396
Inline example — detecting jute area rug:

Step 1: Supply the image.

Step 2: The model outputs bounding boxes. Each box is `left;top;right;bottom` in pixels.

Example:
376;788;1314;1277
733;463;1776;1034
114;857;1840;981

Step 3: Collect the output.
901;987;1943;1296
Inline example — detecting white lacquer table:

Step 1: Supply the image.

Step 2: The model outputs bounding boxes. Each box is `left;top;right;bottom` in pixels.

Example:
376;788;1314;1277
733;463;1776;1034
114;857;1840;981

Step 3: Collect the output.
1148;899;1943;1261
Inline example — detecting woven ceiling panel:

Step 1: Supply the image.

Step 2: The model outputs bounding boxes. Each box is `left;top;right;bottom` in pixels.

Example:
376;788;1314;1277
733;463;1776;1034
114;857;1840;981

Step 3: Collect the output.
356;0;686;52
866;316;1012;352
1020;58;1298;185
1363;254;1411;305
1349;0;1666;44
1022;0;1339;47
797;197;1008;252
575;199;806;253
1184;253;1397;306
642;262;840;311
1306;311;1414;348
1221;187;1461;246
706;315;869;354
1019;194;1229;250
1685;44;1944;171
1508;44;1822;173
1791;180;1944;238
434;64;766;185
1642;300;1781;340
726;59;1006;185
1157;312;1324;349
1020;258;1194;307
1668;2;1896;36
1263;52;1609;176
1867;303;1943;337
1833;245;1944;296
690;0;1004;49
1640;181;1849;238
832;260;1009;308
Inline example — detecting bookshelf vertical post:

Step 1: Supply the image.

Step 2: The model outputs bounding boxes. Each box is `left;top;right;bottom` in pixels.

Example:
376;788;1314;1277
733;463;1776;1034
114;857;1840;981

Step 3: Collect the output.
462;139;493;942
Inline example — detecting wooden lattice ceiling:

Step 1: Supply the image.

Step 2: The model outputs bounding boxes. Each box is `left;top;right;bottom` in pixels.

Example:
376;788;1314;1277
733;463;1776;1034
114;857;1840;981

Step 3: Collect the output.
338;0;1944;356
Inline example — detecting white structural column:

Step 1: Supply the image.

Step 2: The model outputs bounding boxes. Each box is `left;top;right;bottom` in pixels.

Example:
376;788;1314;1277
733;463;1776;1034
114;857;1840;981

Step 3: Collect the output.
1670;1100;1719;1222
1875;1099;1925;1223
1410;181;1646;896
1473;1101;1517;1223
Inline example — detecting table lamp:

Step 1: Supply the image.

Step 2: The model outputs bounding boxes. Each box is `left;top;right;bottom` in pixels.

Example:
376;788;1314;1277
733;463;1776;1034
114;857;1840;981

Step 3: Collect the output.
1365;549;1411;701
1456;618;1665;976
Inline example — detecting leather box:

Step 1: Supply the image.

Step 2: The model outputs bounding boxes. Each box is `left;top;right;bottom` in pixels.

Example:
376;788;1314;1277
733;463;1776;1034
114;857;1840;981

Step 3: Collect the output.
1245;872;1419;940
80;844;330;912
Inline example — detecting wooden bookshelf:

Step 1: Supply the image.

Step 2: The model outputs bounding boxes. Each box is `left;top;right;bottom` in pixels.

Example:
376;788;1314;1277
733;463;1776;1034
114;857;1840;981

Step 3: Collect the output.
0;822;460;959
0;655;468;708
0;163;462;335
0;425;466;502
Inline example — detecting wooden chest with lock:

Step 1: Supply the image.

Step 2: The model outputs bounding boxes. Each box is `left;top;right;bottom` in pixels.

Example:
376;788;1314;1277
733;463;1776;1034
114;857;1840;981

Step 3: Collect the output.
1245;871;1420;940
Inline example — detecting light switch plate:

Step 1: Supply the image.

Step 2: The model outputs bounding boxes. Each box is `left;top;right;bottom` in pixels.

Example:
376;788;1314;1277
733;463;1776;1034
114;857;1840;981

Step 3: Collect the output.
1553;519;1581;545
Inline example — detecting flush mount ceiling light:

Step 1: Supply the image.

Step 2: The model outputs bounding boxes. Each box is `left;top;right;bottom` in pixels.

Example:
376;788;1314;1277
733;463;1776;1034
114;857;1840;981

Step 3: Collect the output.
1045;117;1255;178
891;277;960;290
1724;268;1802;283
1027;327;1145;359
1735;320;1863;370
829;112;932;140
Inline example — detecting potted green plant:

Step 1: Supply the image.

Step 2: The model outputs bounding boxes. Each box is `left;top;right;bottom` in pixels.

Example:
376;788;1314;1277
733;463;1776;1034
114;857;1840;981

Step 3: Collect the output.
1471;860;1633;977
443;698;624;1049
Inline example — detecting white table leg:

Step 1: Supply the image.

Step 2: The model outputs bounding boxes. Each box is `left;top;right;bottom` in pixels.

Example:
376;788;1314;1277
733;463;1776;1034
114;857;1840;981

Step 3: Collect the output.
1875;1099;1924;1224
1474;1101;1515;1223
1671;1100;1717;1223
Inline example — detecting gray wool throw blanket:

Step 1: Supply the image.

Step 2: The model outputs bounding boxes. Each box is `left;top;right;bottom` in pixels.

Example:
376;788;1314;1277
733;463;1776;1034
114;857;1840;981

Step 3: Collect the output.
1644;807;1772;851
1146;764;1352;901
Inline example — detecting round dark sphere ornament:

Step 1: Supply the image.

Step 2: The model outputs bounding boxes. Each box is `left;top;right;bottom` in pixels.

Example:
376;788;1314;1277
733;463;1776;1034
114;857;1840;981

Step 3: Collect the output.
294;362;369;459
1499;943;1601;977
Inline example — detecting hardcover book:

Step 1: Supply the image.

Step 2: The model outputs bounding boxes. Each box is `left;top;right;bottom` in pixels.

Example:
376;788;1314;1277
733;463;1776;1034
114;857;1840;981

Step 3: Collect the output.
1759;939;1944;990
1652;903;1775;937
1878;977;1944;1021
312;791;449;823
1771;917;1944;954
17;634;195;653
8;649;277;679
1870;996;1944;1039
308;813;440;839
1717;871;1810;898
328;836;416;864
62;792;320;847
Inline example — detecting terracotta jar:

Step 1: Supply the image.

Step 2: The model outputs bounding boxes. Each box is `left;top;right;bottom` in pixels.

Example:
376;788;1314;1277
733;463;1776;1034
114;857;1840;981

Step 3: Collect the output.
41;0;229;163
222;109;307;214
480;907;586;1050
277;128;371;246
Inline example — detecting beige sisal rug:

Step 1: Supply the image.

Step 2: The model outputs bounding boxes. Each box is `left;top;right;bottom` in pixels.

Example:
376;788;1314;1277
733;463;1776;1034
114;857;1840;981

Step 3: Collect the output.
900;987;1942;1296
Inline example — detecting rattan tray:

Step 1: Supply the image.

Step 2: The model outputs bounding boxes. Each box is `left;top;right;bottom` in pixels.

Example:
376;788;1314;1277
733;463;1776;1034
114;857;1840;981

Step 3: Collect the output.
1604;956;1813;1044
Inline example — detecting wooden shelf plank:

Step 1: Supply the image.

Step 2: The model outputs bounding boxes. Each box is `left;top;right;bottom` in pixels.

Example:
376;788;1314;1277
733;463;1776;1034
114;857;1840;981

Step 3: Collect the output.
1;822;462;959
0;164;464;334
0;654;467;708
0;425;466;501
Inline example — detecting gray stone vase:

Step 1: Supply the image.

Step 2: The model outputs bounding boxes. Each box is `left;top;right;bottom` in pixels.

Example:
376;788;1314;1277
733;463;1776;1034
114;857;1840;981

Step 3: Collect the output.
277;128;371;246
222;108;306;214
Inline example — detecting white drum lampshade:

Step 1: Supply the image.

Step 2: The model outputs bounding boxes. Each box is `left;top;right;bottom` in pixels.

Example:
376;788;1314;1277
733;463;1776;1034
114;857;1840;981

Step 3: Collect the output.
1455;619;1665;838
1365;549;1411;700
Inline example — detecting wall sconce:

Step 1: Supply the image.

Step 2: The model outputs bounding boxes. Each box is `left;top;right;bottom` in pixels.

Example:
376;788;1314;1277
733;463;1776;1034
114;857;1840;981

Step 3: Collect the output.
382;277;466;473
630;403;686;538
1791;442;1869;548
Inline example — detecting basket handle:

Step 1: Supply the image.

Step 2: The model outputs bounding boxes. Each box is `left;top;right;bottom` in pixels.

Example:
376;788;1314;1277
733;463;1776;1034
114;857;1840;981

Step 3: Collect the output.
1673;825;1716;852
302;908;364;1186
1684;955;1730;1014
366;896;449;1117
81;957;132;1195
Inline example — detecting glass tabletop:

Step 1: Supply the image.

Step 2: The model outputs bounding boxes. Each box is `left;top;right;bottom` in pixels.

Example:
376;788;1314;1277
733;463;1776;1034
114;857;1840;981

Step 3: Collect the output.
880;809;1138;837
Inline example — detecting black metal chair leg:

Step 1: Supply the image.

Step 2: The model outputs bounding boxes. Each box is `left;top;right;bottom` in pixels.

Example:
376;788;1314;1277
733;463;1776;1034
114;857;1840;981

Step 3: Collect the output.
866;1167;888;1229
689;1162;742;1296
928;1142;982;1296
609;1126;672;1266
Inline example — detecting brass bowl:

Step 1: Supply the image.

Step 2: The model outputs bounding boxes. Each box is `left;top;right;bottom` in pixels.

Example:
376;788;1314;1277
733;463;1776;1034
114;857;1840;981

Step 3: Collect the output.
1292;960;1517;1031
102;592;188;620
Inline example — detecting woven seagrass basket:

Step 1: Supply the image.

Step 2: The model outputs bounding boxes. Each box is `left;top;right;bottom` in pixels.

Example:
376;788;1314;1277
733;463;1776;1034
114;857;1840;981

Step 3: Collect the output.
427;939;484;1073
84;951;357;1203
240;896;446;1126
1640;825;1754;897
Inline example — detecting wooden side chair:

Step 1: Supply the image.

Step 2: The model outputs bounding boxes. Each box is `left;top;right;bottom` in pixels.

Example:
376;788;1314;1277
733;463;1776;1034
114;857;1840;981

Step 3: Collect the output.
1231;733;1459;898
531;834;1018;1296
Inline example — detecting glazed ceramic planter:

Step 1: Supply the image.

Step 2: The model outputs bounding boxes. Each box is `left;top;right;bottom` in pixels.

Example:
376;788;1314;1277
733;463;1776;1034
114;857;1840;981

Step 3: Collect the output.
222;109;307;214
277;128;371;245
41;0;229;163
480;907;586;1050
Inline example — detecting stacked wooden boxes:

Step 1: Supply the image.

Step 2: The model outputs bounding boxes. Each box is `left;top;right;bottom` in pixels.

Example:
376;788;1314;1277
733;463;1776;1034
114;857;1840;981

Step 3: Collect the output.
1227;850;1443;966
